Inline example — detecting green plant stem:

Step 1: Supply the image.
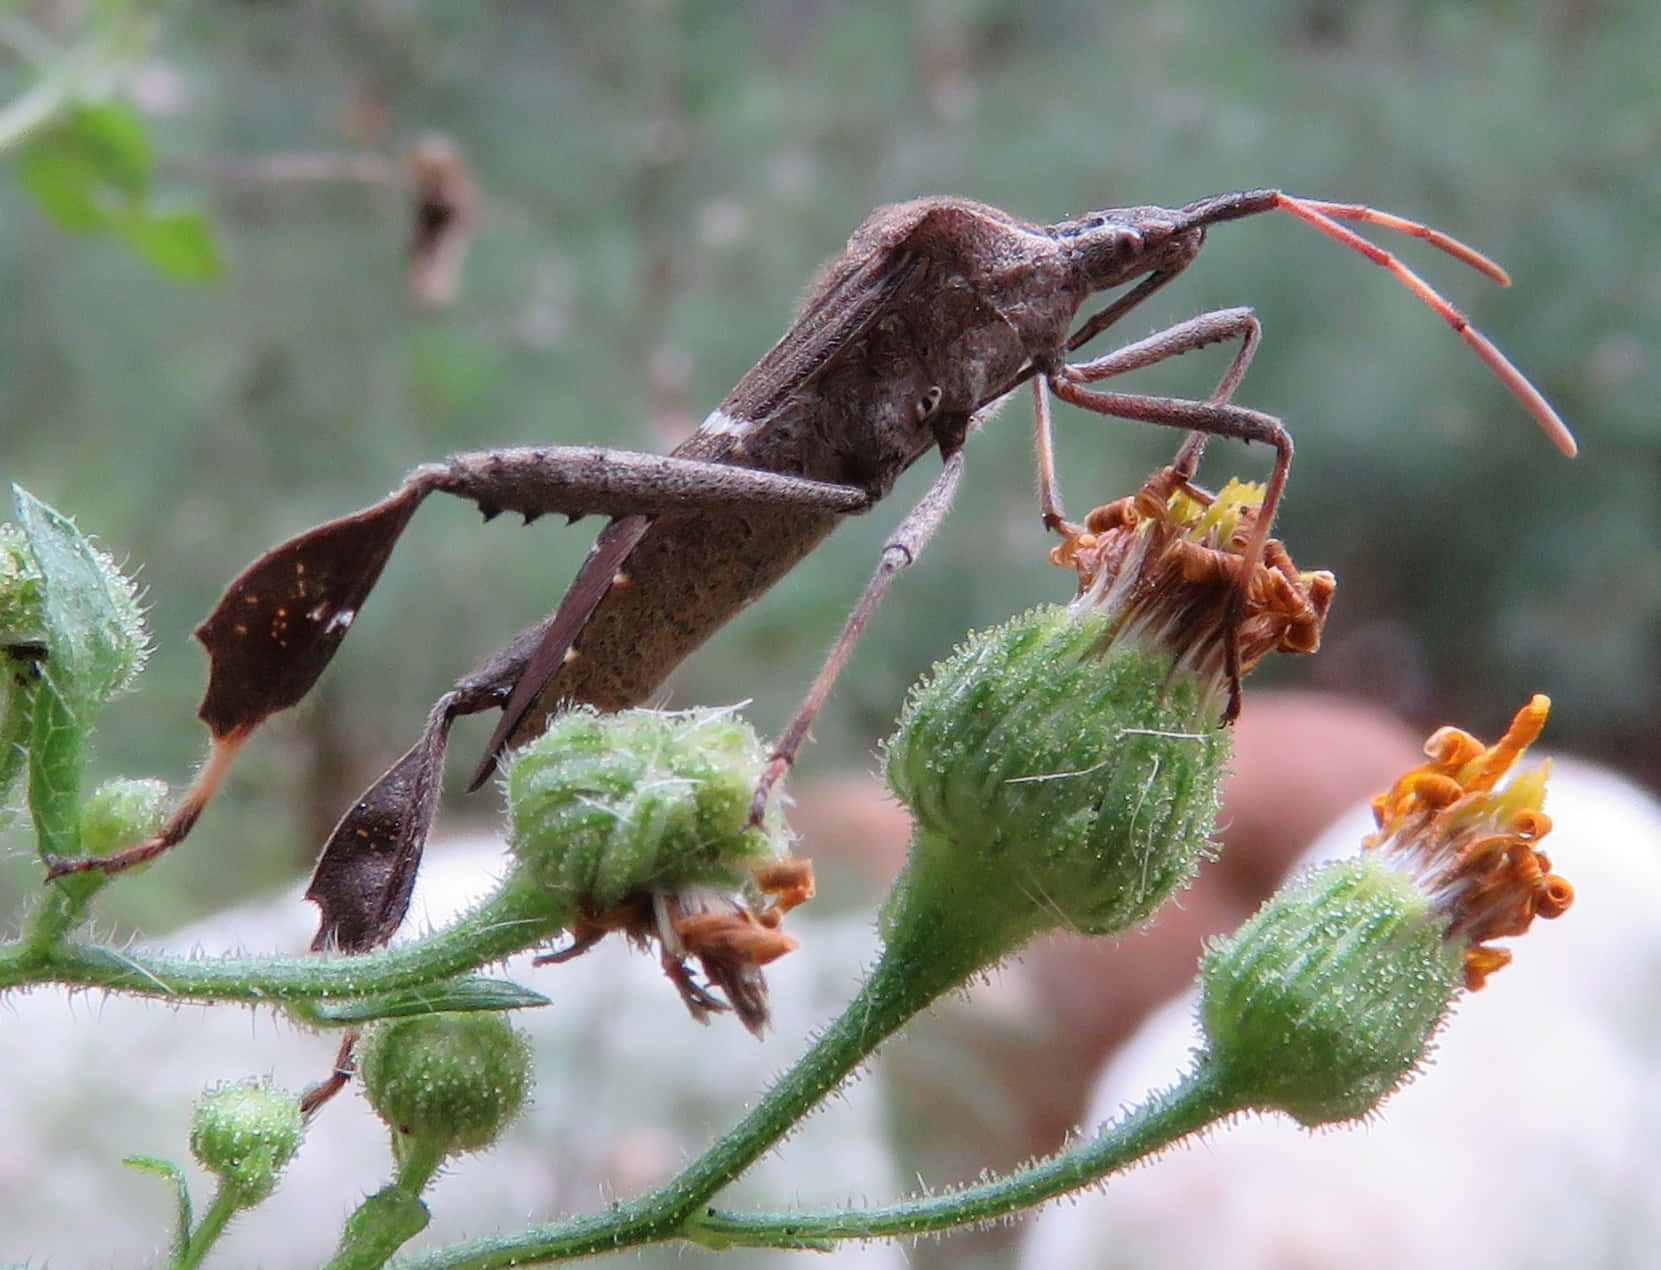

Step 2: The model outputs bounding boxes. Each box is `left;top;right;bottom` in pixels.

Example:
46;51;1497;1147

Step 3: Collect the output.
395;848;1050;1268
690;1065;1240;1248
328;1185;432;1270
174;1181;241;1270
327;1142;445;1270
0;874;570;1008
22;873;106;950
0;2;154;153
396;1137;449;1197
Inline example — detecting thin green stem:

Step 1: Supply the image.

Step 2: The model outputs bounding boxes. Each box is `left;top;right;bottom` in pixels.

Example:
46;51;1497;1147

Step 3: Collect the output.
690;1065;1240;1248
395;851;1039;1268
328;1185;432;1270
0;875;570;1007
21;873;107;951
174;1181;241;1270
395;1137;449;1197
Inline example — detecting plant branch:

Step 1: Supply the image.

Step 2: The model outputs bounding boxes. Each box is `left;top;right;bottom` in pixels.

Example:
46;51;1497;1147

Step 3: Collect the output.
0;874;571;1011
394;858;1039;1268
688;1066;1237;1248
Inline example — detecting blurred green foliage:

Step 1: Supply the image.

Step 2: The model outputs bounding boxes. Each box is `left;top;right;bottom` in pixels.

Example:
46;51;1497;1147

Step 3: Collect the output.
2;0;1656;929
20;101;219;279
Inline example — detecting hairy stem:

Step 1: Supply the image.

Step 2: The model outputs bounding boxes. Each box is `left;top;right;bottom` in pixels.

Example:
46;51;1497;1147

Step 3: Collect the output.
174;1182;241;1270
0;874;570;1006
689;1066;1238;1248
395;848;1042;1267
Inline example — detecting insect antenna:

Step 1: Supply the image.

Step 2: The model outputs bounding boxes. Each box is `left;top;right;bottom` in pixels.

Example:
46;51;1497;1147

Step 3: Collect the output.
1253;192;1576;457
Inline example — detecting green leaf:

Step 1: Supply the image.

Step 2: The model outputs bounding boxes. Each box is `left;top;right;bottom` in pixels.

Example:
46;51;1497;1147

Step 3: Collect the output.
124;1154;194;1259
61;102;153;197
0;660;35;830
17;102;153;232
15;104;221;283
308;977;551;1024
17;145;109;230
13;487;132;859
113;208;222;281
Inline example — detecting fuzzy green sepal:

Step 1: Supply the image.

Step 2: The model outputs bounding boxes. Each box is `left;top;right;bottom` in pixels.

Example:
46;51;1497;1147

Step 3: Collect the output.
882;604;1228;964
505;706;786;912
1198;854;1464;1126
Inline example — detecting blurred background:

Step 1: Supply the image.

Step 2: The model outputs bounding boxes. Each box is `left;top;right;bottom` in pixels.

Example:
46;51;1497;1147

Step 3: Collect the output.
6;0;1656;929
2;1;1658;1265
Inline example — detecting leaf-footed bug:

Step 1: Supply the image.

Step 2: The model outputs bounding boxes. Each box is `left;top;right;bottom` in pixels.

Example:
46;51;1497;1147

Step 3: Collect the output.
48;188;1574;958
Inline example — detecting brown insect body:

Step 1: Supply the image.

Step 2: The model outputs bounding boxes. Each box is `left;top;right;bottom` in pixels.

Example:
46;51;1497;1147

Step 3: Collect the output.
53;187;1572;973
505;197;1210;742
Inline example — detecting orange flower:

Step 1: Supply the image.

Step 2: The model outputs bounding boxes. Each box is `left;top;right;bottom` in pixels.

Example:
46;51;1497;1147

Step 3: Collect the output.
1365;695;1573;989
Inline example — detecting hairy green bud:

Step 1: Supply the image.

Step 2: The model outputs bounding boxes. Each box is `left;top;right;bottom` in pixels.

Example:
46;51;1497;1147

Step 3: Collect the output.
79;777;168;858
189;1080;305;1206
358;1012;532;1161
1198;696;1570;1126
0;521;44;643
884;605;1229;952
506;705;786;912
1198;855;1462;1126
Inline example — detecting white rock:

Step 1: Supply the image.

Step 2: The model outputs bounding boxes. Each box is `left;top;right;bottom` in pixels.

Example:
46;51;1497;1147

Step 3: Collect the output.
1;835;904;1268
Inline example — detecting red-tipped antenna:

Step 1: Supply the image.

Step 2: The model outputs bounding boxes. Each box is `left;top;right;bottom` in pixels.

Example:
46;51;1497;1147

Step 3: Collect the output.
1273;193;1577;457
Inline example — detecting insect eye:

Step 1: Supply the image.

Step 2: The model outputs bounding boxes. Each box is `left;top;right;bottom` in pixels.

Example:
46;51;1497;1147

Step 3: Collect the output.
915;386;943;422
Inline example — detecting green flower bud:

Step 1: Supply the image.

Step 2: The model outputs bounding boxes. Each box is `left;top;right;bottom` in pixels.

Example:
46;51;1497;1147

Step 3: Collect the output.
1;507;150;699
0;522;44;642
880;473;1332;976
1197;696;1570;1126
1198;855;1462;1126
358;1012;532;1160
885;606;1229;947
506;705;786;912
189;1080;305;1206
79;777;169;858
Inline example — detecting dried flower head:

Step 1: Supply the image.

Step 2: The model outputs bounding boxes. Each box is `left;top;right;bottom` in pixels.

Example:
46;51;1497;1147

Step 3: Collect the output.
534;856;814;1037
506;705;810;1036
1051;468;1335;713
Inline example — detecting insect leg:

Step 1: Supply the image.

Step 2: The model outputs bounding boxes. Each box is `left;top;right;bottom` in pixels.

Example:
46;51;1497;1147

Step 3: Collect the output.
1031;377;1074;534
748;446;968;826
1035;305;1262;542
1047;366;1291;721
47;448;874;880
1066;306;1263;480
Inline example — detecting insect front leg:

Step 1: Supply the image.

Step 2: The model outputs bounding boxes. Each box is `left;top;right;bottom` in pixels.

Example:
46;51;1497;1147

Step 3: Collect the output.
749;445;968;826
1033;308;1263;535
1045;317;1292;721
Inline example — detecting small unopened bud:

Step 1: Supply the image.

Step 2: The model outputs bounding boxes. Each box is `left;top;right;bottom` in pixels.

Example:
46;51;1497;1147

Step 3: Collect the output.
1198;697;1570;1126
79;778;168;857
189;1080;305;1206
881;471;1332;974
359;1012;531;1165
0;522;43;636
